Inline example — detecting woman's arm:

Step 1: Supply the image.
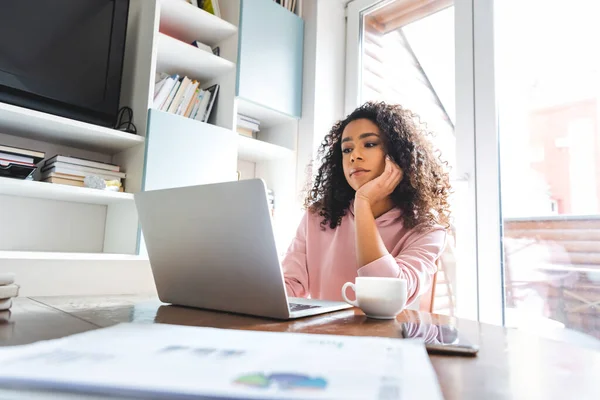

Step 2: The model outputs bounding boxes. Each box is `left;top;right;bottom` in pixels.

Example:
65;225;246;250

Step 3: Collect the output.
281;212;310;298
354;197;389;266
357;228;446;306
354;156;446;305
354;156;402;267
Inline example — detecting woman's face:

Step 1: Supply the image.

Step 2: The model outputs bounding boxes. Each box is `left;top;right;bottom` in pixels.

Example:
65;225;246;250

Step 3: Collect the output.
341;118;387;191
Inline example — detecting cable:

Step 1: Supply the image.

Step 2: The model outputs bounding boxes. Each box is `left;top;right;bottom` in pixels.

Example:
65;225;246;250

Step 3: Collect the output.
114;106;138;134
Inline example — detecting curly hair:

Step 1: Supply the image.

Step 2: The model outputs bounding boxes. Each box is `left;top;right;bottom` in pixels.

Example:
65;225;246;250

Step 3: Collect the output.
304;101;451;230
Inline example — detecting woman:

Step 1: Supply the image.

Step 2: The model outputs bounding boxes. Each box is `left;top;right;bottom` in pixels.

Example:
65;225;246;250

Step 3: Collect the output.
282;101;451;308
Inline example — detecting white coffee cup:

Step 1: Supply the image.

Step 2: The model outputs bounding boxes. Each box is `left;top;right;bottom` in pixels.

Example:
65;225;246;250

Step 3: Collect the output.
341;277;407;319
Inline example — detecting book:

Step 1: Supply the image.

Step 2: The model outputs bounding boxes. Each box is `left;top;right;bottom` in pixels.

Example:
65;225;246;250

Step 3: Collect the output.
184;88;201;117
41;165;124;182
0;298;11;311
44;155;120;172
154;72;170;97
42;172;85;182
43;177;85;187
153;75;218;123
176;80;200;116
201;84;219;122
199;0;220;18
194;89;212;121
0;284;19;299
236;127;256;138
189;90;206;119
237;114;260;132
161;79;181;112
0;144;45;163
167;77;191;114
0;152;33;164
191;40;212;54
154;74;178;110
0;158;35;167
41;162;125;179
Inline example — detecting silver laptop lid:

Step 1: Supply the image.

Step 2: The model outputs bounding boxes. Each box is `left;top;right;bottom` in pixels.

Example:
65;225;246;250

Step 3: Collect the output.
134;179;291;319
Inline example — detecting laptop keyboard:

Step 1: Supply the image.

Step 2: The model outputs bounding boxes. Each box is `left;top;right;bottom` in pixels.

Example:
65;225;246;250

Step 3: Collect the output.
289;303;322;312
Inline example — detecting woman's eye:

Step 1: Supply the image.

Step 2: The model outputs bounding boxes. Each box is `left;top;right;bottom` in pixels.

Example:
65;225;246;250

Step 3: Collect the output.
365;142;378;148
342;148;352;154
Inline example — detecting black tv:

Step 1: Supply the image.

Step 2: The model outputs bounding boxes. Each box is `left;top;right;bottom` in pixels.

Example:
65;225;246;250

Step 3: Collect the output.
0;0;130;129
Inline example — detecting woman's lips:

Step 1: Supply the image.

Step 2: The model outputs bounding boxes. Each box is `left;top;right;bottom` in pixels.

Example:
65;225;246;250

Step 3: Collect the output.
350;169;369;177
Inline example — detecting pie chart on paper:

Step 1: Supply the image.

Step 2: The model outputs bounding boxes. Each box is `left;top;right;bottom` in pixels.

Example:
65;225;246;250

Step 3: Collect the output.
234;372;328;391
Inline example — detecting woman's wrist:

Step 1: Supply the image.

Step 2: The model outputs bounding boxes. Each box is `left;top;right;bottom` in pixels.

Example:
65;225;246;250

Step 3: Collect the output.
354;194;373;212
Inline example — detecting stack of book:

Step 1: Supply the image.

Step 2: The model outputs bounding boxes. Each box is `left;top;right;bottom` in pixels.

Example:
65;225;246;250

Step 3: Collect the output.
0;144;45;180
236;114;260;139
40;155;126;191
0;273;17;321
153;73;219;123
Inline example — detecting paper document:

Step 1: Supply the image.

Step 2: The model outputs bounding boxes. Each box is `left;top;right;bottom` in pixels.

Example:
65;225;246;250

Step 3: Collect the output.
0;323;443;399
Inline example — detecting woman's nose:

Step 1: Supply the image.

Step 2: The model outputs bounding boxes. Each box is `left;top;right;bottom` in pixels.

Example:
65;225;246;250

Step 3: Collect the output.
351;150;363;162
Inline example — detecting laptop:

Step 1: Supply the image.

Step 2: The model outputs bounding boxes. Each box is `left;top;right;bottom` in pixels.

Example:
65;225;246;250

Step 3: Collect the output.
134;179;352;319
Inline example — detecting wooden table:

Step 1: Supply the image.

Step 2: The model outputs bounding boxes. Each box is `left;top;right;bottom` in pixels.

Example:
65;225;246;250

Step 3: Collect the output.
1;295;600;400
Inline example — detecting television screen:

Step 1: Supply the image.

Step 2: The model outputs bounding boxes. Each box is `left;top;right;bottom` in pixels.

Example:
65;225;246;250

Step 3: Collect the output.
0;0;129;128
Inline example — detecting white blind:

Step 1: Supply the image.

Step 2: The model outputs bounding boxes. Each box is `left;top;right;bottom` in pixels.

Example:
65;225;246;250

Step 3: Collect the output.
361;6;456;170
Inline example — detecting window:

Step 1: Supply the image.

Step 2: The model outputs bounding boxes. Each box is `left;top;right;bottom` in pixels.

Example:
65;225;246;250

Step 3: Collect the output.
497;0;600;339
348;0;479;318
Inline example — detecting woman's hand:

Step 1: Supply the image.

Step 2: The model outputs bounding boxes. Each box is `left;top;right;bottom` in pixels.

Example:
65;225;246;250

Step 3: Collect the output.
355;156;403;207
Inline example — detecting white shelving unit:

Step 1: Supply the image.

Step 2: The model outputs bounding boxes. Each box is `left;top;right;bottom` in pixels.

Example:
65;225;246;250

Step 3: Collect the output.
0;251;154;297
0;102;144;154
156;33;235;82
158;0;238;45
237;135;294;163
0;178;133;205
237;97;299;129
0;0;161;293
0;0;305;295
0;251;145;261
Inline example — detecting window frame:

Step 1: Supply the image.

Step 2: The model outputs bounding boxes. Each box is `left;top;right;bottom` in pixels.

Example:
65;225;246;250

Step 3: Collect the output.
345;0;504;324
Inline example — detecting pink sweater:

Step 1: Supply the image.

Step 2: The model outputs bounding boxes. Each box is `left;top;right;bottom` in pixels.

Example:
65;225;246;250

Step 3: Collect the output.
282;203;447;307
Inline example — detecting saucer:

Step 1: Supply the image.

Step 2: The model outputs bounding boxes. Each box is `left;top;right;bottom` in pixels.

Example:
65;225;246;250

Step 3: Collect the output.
365;314;398;320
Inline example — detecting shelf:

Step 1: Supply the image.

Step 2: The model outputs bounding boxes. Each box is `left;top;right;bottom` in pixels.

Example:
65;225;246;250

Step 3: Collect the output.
156;33;235;82
159;0;237;46
236;97;299;129
0;251;145;261
0;102;145;154
237;134;293;163
0;177;134;205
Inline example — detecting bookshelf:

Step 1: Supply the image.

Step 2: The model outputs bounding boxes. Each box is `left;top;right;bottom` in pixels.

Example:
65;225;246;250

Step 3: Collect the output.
0;251;145;261
237;135;294;163
236;97;299;129
0;0;305;295
0;178;133;205
158;0;238;45
0;251;153;296
156;33;235;82
0;102;144;154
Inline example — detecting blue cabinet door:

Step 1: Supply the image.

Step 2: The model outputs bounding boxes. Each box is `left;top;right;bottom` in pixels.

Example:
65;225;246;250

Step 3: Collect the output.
142;109;237;192
237;0;304;118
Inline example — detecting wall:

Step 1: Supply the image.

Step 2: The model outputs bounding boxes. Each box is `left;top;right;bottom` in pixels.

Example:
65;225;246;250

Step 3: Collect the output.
296;0;347;205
